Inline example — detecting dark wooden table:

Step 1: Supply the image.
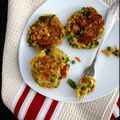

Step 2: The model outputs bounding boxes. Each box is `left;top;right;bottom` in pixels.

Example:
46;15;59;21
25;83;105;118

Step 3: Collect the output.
0;0;17;119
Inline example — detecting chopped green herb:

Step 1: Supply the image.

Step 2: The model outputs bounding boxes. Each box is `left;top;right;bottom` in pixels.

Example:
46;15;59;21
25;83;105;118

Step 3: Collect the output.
27;35;33;46
81;86;87;91
94;41;99;46
67;22;71;26
32;43;36;47
35;78;39;82
27;33;32;42
81;7;86;11
84;45;91;49
72;44;78;49
65;57;70;62
73;37;77;42
68;35;73;41
85;41;99;49
81;7;89;17
71;60;76;64
45;49;51;54
51;74;57;78
107;46;112;51
87;84;91;88
35;20;41;24
49;15;56;20
50;74;57;82
68;79;76;89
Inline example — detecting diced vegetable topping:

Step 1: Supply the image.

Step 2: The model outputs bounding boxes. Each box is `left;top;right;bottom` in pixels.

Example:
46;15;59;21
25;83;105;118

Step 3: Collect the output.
75;57;81;62
107;46;112;51
65;7;105;49
65;57;70;62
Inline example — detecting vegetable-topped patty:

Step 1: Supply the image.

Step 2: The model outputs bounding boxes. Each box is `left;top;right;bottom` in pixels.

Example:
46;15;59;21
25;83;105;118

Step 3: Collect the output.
27;14;65;51
66;7;105;49
30;48;70;88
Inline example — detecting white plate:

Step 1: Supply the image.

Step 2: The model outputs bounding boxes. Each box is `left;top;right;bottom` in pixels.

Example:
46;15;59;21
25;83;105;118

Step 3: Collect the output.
19;0;119;103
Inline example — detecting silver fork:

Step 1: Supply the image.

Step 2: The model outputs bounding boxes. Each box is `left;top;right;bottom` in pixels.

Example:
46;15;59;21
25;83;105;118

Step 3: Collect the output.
81;0;119;77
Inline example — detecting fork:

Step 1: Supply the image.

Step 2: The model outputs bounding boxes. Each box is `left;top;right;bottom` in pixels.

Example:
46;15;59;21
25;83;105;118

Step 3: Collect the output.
81;0;119;77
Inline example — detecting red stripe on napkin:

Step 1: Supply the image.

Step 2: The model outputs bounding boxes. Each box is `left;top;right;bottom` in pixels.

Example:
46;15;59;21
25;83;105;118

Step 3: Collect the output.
110;113;116;120
44;100;58;120
14;85;30;117
110;97;120;120
24;93;46;120
117;97;120;108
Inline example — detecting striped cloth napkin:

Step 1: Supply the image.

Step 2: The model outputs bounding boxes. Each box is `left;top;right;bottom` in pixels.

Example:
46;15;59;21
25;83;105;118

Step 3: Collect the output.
2;0;119;120
10;83;119;120
11;83;63;120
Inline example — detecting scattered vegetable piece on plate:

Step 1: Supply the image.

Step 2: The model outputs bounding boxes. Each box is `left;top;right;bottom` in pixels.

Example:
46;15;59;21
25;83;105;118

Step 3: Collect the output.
67;79;77;89
75;57;81;62
102;46;120;57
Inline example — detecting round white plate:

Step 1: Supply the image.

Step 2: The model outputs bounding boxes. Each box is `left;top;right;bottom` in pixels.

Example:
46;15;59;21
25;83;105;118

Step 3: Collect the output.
19;0;119;103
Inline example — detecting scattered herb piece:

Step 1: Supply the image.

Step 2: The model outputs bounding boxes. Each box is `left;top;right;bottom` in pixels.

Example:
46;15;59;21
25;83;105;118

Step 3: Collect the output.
68;79;76;89
71;60;76;64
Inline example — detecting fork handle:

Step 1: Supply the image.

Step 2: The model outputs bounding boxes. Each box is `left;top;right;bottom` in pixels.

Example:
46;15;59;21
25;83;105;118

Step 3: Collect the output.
92;0;119;66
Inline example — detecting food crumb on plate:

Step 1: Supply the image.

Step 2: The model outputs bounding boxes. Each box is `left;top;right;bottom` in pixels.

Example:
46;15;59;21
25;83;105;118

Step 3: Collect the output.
75;57;81;62
76;75;96;99
102;46;120;57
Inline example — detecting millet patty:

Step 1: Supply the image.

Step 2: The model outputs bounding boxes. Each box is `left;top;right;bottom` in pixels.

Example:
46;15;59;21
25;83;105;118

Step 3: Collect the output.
66;7;105;49
27;14;65;51
30;48;70;89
